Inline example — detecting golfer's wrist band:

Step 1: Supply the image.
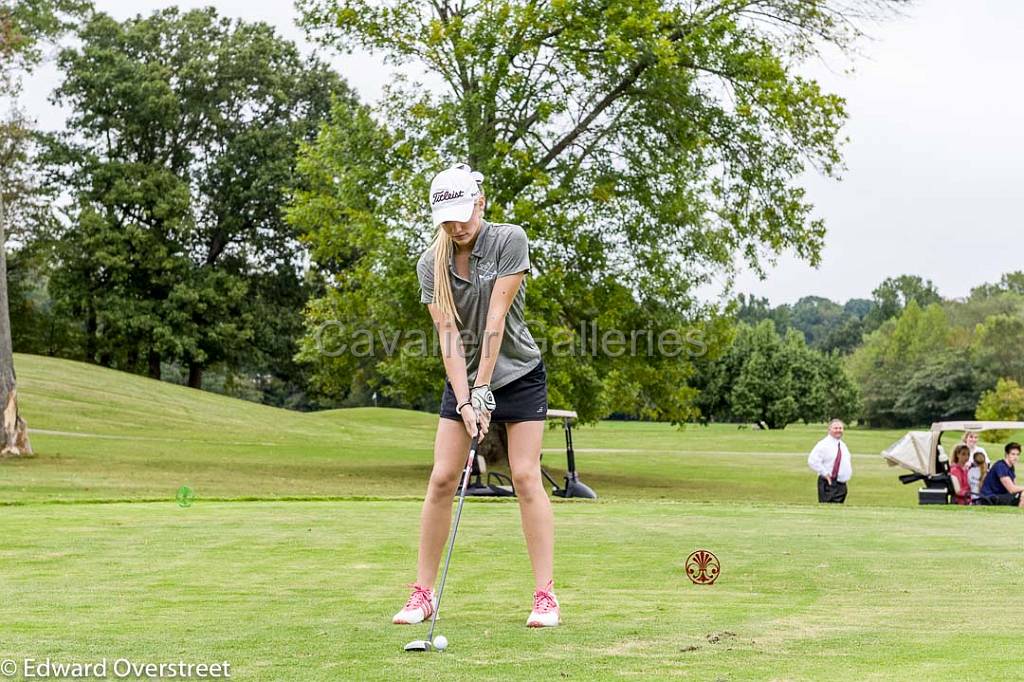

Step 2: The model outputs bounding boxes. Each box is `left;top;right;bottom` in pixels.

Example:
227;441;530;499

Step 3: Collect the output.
456;400;472;413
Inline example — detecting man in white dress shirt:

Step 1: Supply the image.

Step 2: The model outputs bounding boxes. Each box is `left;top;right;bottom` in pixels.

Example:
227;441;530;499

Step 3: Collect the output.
808;419;853;504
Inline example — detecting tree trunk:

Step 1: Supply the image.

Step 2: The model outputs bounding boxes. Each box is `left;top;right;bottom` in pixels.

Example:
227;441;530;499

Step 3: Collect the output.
85;301;97;362
0;188;31;456
187;361;203;389
125;347;138;372
147;349;161;379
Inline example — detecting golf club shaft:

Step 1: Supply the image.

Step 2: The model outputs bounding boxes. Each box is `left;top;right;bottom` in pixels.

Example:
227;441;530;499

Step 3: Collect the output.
425;431;479;643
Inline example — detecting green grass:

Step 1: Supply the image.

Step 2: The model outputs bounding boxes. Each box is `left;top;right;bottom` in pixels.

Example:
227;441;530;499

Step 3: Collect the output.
3;354;1023;680
7;353;989;506
4;501;1023;680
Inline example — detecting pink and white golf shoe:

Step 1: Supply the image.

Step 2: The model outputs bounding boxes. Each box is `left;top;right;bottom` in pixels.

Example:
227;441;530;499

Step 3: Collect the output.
392;584;436;625
526;581;561;628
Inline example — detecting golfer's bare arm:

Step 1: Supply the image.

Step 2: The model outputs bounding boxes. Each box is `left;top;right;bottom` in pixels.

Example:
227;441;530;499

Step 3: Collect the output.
427;303;472;406
998;476;1024;494
474;273;525;387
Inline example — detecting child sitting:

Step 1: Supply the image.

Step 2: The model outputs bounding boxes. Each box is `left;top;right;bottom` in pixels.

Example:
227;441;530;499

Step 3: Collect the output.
967;450;988;503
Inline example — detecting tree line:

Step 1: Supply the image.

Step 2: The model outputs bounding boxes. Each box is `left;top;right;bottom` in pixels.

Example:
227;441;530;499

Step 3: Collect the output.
708;274;1024;428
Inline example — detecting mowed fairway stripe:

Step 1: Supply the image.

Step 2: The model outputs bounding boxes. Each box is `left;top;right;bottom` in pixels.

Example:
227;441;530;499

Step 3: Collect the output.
1;500;1021;681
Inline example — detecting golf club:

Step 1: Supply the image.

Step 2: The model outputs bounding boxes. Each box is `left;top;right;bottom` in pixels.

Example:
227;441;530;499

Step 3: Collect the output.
404;427;480;653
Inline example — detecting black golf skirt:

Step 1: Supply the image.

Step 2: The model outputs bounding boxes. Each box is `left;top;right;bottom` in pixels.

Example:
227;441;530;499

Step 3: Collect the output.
440;360;547;423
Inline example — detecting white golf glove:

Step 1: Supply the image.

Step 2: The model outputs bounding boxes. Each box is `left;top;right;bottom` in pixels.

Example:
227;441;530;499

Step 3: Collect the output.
471;385;496;414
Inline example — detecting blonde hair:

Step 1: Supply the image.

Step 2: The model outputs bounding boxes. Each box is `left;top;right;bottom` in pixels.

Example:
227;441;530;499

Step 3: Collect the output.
431;228;460;323
429;175;485;324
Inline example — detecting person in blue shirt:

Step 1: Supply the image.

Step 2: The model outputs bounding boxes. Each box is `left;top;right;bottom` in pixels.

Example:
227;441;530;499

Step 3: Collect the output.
979;442;1024;507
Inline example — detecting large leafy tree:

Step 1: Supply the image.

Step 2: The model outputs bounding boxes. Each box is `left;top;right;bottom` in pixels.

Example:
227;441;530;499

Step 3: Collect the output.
893;347;982;425
45;8;348;388
847;301;953;427
976;378;1024;441
788;296;846;347
863;274;941;332
697;320;859;428
293;0;904;421
949;273;1024;329
3;114;79;360
972;314;1024;387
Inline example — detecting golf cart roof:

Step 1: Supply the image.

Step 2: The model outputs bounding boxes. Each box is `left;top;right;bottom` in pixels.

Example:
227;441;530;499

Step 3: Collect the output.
929;420;1024;432
883;421;1024;476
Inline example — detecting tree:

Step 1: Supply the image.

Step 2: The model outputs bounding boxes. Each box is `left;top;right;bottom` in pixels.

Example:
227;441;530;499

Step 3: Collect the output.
973;314;1024;387
0;0;88;455
293;0;905;420
697;320;858;428
816;314;864;355
893;348;982;425
864;274;941;332
976;378;1024;442
2;115;73;359
45;8;348;389
817;352;861;423
843;298;874;320
736;294;866;354
0;118;34;454
788;295;849;348
847;301;952;427
727;324;805;427
952;275;1024;329
1000;272;1024;295
735;294;773;327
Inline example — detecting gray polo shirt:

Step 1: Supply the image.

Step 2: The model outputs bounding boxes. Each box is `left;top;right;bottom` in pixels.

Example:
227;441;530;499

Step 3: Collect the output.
417;221;542;390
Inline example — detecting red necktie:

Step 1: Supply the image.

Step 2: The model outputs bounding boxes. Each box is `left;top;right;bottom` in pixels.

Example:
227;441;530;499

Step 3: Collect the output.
830;442;842;480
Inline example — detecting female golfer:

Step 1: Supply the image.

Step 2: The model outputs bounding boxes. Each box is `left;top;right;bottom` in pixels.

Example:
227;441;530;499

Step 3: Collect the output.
392;163;559;628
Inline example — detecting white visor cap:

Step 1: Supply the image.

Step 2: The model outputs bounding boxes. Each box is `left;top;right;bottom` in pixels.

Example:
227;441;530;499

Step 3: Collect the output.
429;165;482;227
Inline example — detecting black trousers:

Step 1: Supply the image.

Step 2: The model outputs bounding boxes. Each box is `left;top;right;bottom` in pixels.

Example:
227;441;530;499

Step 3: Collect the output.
976;492;1021;506
818;476;848;504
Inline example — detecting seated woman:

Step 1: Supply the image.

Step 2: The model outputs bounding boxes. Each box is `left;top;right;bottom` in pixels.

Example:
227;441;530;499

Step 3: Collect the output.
967;450;988;502
962;431;990;465
949;444;971;505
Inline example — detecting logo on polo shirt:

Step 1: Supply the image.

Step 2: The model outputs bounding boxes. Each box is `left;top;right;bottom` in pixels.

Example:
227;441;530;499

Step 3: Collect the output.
478;262;498;281
432;189;466;205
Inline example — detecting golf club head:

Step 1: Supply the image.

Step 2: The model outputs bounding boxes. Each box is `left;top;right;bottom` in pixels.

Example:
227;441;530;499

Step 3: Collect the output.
404;640;432;652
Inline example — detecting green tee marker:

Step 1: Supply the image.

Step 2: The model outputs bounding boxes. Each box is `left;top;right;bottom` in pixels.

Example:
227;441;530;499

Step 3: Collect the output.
176;485;195;508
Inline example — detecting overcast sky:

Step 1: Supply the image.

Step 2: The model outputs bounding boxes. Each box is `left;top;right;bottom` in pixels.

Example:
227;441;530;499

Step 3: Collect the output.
13;1;1024;305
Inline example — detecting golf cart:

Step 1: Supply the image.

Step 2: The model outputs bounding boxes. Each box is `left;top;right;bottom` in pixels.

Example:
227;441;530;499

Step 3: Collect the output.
882;420;1024;504
463;408;597;499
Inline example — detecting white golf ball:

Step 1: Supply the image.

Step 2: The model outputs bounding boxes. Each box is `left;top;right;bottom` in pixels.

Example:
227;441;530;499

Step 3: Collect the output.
433;635;448;651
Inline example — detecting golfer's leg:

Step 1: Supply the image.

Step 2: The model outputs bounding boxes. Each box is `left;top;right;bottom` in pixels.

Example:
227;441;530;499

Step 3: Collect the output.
507;420;554;591
817;476;828;503
415;419;470;587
